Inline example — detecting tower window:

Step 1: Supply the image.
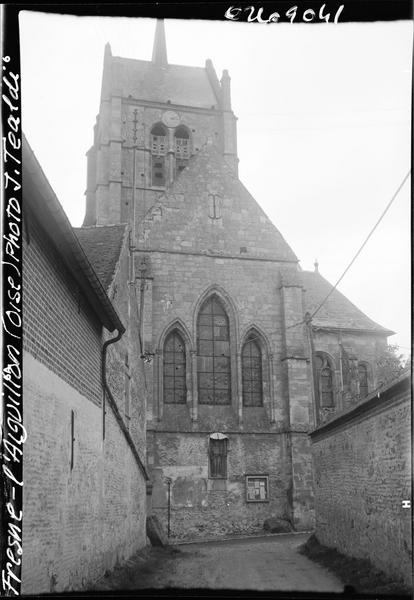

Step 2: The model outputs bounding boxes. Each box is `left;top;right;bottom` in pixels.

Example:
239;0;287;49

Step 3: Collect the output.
358;363;369;398
197;295;231;405
151;123;167;187
242;337;263;406
163;331;186;404
174;125;190;177
315;353;335;408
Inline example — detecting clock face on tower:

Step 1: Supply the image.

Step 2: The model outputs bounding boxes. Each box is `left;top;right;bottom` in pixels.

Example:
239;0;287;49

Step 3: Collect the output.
162;110;180;128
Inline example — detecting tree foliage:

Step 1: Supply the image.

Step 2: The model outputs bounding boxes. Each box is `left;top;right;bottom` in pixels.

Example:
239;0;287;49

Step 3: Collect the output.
375;344;410;386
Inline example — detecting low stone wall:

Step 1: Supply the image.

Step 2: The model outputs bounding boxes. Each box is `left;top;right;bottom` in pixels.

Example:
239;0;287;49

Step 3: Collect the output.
310;373;411;586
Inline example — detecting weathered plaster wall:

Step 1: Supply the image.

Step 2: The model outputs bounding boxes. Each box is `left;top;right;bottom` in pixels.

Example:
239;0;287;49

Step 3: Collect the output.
22;353;147;594
311;375;412;586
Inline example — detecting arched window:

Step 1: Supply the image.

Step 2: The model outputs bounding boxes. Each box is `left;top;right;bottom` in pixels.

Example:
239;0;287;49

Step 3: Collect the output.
150;123;167;187
242;336;263;406
174;125;190;177
315;353;335;408
197;295;231;405
163;331;186;404
358;363;369;398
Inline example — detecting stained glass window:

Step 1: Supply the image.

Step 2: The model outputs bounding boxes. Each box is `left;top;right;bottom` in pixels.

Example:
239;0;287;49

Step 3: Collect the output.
197;296;231;405
163;331;186;404
242;337;263;406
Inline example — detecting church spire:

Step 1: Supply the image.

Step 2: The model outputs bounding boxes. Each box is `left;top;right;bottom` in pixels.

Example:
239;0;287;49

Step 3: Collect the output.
152;19;168;66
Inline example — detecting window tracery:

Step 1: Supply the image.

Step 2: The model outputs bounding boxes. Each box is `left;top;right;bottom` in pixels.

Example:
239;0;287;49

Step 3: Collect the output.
197;295;231;405
163;330;186;404
315;353;335;408
242;336;263;406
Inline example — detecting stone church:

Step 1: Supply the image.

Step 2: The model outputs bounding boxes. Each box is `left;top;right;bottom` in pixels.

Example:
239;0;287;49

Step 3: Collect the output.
77;20;392;540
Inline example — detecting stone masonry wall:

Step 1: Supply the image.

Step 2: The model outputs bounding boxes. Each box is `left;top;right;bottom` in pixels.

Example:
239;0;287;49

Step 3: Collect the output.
149;431;292;541
310;375;412;586
104;229;147;457
312;329;387;411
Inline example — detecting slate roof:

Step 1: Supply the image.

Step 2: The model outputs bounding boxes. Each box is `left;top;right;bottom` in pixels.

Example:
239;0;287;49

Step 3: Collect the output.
301;270;393;334
74;224;127;291
111;57;219;109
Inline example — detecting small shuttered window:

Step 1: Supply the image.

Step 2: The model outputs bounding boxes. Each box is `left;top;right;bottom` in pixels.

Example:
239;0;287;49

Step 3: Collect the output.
174;126;190;177
209;437;228;478
151;123;167;187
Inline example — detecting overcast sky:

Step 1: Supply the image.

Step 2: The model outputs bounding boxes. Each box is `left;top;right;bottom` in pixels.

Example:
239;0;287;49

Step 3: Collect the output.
19;12;412;354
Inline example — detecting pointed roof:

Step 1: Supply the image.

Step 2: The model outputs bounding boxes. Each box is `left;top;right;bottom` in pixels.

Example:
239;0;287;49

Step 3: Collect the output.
101;21;222;108
152;19;168;65
301;270;394;335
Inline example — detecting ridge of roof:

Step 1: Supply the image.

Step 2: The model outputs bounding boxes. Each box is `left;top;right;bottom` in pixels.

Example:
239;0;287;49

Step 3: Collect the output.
112;55;207;71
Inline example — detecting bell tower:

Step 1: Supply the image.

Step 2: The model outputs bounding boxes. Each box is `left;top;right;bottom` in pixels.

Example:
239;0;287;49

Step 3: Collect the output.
83;19;238;227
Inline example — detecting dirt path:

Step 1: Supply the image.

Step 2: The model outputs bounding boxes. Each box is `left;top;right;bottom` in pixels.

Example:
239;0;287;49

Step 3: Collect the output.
92;533;344;592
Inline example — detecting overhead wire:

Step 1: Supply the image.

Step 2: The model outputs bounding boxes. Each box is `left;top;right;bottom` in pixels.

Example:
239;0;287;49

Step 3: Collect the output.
244;168;411;346
284;169;411;333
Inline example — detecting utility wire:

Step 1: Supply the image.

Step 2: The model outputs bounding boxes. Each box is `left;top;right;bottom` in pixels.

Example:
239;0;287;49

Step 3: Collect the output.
308;170;411;322
285;169;411;332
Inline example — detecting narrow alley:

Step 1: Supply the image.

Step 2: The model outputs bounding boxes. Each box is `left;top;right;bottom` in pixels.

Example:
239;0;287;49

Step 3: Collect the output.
92;533;344;592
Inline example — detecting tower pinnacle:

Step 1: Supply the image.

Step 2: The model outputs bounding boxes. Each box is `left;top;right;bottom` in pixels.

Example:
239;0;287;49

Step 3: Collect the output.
152;19;168;66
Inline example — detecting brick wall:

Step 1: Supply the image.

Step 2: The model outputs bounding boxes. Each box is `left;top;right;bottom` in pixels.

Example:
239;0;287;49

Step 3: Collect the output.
23;216;102;406
310;374;412;586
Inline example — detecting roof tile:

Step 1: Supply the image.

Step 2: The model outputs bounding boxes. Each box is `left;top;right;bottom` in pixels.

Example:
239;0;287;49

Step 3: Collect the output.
74;224;127;291
302;270;393;334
